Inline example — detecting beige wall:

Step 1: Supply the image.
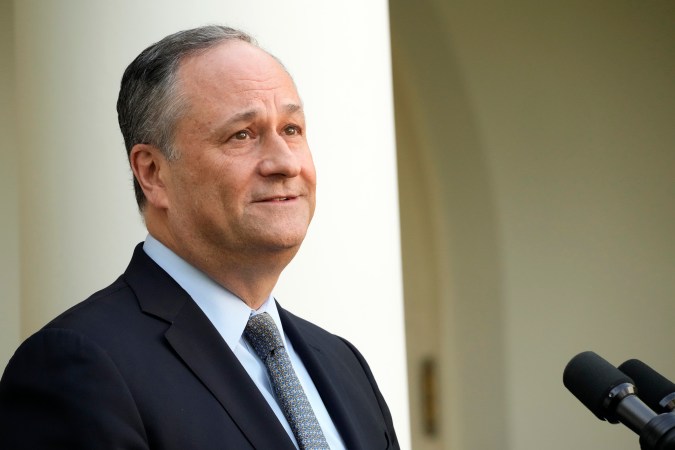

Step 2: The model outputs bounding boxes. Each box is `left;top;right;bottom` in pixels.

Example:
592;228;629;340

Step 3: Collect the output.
392;1;675;449
3;1;410;445
0;0;20;370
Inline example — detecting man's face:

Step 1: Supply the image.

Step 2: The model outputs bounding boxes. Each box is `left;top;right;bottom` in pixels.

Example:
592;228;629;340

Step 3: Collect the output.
162;40;316;264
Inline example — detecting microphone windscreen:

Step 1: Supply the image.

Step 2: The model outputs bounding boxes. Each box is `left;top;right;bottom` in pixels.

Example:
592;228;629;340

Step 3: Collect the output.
618;359;675;413
563;351;634;422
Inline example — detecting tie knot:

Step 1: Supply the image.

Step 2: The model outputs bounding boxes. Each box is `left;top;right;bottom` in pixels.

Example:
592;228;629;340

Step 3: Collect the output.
244;312;285;361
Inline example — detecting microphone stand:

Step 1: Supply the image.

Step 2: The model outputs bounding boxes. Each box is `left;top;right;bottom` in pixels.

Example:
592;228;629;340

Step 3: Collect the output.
640;413;675;450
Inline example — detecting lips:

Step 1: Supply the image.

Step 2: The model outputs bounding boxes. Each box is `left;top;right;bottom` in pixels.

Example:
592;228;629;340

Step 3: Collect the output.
254;195;298;202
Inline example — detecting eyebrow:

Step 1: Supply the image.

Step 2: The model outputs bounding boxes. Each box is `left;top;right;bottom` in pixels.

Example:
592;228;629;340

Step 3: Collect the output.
223;110;258;127
222;103;304;128
283;103;303;115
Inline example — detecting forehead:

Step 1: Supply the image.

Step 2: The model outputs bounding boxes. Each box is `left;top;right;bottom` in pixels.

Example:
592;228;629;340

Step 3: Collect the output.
176;40;299;102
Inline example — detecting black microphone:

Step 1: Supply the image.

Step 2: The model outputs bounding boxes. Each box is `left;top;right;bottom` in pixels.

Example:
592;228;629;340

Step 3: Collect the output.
564;351;675;450
619;359;675;414
563;351;656;433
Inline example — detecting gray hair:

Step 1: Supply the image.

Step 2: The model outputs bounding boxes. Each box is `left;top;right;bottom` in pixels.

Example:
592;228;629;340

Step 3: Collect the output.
117;25;256;209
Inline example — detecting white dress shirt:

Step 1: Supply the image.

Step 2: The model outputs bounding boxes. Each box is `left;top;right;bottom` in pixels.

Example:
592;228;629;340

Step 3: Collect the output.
143;236;345;450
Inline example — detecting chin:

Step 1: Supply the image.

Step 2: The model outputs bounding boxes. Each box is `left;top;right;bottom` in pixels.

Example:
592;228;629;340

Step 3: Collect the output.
271;235;306;250
259;231;306;252
242;218;310;253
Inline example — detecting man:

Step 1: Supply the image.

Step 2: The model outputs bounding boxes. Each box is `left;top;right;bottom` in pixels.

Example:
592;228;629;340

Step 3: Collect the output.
0;26;398;449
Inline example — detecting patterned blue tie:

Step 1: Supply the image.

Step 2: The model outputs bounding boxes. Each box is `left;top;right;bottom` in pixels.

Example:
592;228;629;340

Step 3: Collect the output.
244;312;330;450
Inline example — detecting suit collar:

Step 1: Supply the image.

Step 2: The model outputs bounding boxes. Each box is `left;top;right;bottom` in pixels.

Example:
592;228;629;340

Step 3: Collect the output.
123;244;296;450
123;243;189;322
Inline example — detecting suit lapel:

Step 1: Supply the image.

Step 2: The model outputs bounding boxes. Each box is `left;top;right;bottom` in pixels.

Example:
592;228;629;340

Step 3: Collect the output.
165;302;295;450
278;305;365;450
124;245;296;450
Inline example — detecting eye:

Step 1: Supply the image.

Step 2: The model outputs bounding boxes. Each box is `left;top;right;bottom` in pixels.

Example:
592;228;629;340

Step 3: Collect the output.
283;125;301;136
232;130;250;140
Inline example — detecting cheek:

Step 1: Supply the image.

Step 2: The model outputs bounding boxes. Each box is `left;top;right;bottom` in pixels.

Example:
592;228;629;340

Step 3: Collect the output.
301;153;317;187
192;157;239;197
170;163;220;215
304;162;317;216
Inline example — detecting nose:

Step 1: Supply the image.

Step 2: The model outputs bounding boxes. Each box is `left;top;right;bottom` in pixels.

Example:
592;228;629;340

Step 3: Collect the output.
258;132;302;178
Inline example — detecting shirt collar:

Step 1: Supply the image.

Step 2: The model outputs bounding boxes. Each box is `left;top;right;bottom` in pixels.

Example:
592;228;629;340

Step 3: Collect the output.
142;235;287;351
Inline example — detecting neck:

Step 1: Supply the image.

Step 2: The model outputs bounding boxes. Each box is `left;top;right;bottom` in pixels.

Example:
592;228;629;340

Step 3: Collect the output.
205;257;286;310
145;212;296;310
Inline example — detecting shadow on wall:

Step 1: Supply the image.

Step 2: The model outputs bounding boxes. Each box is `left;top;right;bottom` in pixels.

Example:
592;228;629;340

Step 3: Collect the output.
391;0;508;449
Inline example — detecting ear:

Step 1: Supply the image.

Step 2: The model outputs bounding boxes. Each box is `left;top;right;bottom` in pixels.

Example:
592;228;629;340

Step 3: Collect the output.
129;144;171;210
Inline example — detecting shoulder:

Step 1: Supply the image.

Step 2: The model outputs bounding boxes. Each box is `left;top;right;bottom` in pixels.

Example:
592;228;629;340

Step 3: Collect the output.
42;275;147;341
3;273;153;382
16;267;172;380
0;308;150;449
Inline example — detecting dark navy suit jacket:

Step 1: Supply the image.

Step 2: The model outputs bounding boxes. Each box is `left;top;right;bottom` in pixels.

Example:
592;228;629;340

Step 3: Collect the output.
0;244;398;449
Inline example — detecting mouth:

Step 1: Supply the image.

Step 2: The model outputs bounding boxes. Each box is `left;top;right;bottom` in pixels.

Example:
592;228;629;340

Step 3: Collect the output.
255;195;298;203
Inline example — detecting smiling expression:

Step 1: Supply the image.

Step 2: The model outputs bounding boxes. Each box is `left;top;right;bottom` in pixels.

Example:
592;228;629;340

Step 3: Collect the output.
161;40;316;266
